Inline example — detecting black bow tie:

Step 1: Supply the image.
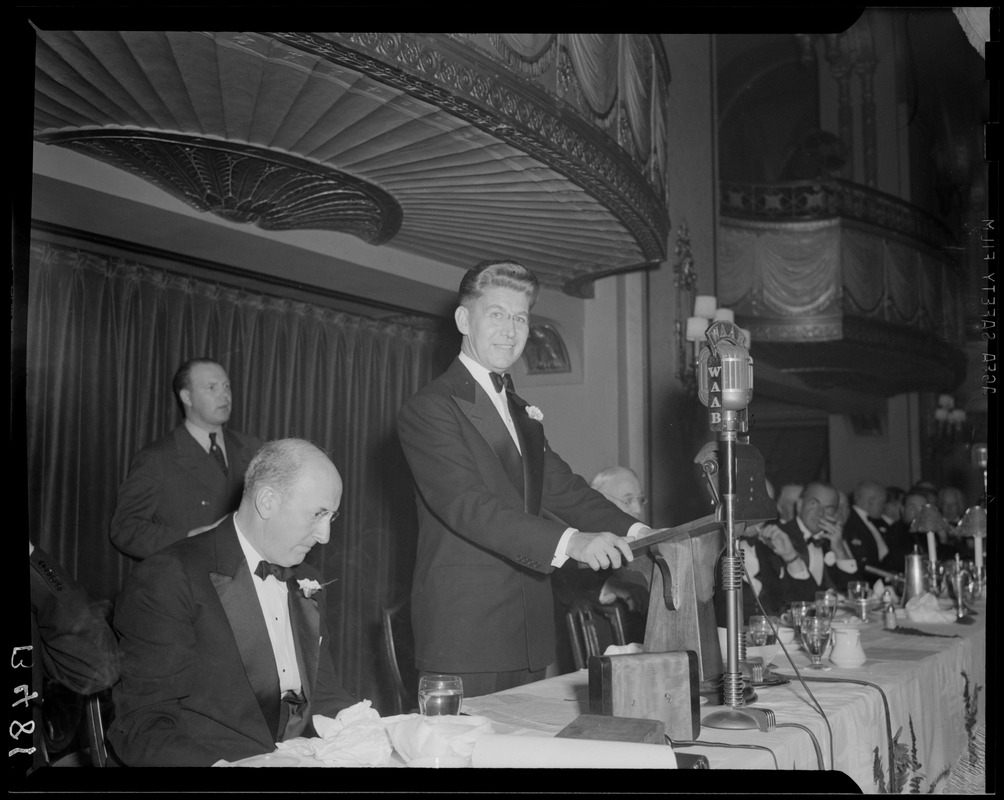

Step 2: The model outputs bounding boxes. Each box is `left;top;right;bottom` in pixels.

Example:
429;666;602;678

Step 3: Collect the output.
254;560;294;582
489;372;514;393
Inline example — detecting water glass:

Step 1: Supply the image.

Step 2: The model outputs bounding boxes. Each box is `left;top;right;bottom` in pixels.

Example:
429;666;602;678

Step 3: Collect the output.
800;616;832;670
788;601;815;644
747;615;777;646
418;675;463;716
815;590;838;619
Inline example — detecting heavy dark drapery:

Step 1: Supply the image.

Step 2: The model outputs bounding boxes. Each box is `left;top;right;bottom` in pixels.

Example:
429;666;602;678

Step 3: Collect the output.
25;238;451;712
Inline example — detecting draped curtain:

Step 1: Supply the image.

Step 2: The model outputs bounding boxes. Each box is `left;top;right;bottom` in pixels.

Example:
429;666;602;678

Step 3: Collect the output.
25;238;447;712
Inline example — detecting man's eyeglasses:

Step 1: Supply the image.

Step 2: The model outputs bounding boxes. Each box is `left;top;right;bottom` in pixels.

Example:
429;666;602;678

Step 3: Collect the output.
313;509;340;524
620;494;647;507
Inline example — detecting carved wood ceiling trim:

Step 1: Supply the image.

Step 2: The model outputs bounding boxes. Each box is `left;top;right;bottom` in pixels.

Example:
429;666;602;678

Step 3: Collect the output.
261;31;669;262
36;130;403;245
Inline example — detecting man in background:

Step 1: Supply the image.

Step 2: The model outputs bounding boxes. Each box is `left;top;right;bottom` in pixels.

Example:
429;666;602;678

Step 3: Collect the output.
398;260;650;697
844;480;890;574
109;439;357;766
775;483;803;524
760;481;861;602
110;357;263;560
551;466;652;672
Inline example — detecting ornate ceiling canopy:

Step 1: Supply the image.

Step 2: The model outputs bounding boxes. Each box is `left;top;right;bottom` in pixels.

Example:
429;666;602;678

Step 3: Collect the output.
32;29;671;296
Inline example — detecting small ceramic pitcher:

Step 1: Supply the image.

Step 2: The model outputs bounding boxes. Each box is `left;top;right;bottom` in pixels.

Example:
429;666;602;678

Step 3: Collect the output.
829;624;866;668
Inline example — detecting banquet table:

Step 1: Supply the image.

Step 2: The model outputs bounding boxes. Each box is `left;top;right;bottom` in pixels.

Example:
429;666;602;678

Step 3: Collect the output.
461;599;987;792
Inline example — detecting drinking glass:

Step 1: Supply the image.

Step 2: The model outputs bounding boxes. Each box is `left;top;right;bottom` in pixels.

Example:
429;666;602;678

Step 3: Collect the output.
747;615;777;646
788;601;815;646
815;589;838;619
848;580;870;622
800;616;832;670
418;675;463;716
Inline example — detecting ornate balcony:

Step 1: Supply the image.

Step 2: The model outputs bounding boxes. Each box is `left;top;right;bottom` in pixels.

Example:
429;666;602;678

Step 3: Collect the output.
719;180;966;398
32;30;671;297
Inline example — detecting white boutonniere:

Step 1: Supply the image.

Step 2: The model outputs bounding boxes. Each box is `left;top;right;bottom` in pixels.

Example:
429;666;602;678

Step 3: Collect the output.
297;578;337;599
526;405;544;422
823;551;837;567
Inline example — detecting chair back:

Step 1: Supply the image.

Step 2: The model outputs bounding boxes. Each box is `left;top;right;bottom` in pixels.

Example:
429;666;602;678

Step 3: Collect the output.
381;599;418;714
565;601;629;670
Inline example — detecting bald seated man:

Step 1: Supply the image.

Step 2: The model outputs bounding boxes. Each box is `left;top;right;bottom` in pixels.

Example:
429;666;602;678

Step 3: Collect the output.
109;439;357;766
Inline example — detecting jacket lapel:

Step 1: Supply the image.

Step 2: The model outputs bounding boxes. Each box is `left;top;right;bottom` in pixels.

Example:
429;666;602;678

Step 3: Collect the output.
210;525;281;741
286;578;320;702
508;392;543;515
450;365;525;499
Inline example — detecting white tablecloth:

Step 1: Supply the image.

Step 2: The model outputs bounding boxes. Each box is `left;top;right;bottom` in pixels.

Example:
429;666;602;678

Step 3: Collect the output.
463;600;986;792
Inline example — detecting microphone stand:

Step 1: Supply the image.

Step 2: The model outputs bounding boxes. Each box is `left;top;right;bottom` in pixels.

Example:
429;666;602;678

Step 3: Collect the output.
698;322;767;731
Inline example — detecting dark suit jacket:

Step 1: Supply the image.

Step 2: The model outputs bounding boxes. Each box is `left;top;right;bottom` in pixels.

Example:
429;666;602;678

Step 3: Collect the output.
29;546;120;772
108;517;355;767
843;509;885;573
778;518;861;600
397;357;639;674
110;425;263;560
881;520;922;573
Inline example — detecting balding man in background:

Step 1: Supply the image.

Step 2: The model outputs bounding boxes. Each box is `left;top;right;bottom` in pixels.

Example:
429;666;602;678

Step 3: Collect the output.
550;466;652;673
844;479;890;574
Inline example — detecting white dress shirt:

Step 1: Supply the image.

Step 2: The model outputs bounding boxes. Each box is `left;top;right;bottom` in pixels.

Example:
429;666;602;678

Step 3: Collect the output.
457;353;647;567
234;516;302;694
786;516;857;584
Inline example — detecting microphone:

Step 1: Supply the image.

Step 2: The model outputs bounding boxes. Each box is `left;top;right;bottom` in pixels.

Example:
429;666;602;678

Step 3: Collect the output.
697;322;753;420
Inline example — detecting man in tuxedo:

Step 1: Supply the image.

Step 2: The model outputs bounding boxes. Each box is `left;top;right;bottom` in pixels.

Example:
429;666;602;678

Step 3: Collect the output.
397;260;651;698
108;439;357;766
844;480;891;574
762;481;861;602
110;358;263;560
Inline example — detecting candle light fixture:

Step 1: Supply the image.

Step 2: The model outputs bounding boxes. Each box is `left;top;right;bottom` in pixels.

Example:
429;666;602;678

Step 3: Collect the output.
674;224;750;396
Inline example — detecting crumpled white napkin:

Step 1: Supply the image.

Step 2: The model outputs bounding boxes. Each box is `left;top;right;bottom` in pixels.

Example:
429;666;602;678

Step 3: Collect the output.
905;592;957;624
603;643;644;656
385;713;495;763
300;700;394;766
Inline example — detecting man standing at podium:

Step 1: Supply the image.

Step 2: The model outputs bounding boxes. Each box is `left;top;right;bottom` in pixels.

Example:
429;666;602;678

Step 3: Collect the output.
398;260;651;697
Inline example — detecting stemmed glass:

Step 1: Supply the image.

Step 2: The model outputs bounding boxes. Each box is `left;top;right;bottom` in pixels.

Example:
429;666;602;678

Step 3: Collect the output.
815;590;838;620
848;581;870;621
418;675;463;716
800;616;832;670
788;601;815;646
747;615;777;646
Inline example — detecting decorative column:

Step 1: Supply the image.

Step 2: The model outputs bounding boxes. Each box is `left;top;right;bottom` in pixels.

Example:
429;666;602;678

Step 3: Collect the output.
824;34;855;182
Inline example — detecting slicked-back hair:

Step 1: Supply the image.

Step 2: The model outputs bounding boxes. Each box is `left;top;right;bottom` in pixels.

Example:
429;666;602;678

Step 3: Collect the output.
457;259;540;309
243;438;326;501
172;357;225;405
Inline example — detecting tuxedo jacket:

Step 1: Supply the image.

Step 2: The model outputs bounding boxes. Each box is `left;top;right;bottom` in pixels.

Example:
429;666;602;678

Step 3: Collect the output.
843;510;884;573
397;357;639;674
778;518;861;599
110;425;263;560
108;517;355;767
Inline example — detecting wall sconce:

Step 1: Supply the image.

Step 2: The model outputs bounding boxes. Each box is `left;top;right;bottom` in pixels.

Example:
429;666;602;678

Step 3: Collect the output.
674;224;749;394
934;394;967;435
